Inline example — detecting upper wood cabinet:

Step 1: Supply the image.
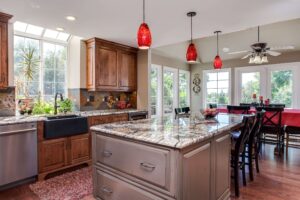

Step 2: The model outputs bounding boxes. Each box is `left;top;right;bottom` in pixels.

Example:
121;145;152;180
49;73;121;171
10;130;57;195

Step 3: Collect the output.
0;12;12;88
86;38;138;92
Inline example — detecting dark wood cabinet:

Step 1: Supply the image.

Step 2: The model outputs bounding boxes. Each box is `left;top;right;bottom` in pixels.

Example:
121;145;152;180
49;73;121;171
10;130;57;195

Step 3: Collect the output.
39;138;68;173
0;12;12;88
86;38;137;92
70;133;91;165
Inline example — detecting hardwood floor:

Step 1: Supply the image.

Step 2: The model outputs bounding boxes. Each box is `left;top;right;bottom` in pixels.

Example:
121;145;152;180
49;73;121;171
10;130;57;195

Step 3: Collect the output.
0;144;299;200
231;144;300;200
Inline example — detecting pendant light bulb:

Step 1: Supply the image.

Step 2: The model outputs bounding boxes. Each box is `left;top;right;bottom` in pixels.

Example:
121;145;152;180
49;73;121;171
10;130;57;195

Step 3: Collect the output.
186;12;198;63
213;31;222;69
137;0;152;49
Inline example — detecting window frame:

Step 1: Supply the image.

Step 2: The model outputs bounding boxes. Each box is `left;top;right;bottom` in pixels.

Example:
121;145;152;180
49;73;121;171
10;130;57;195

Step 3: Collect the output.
202;68;231;108
235;62;300;108
150;64;163;117
13;33;69;100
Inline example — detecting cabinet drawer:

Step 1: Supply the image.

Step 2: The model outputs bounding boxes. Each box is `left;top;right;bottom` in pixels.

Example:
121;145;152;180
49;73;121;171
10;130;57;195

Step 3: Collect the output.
95;135;170;190
96;169;163;200
90;114;128;126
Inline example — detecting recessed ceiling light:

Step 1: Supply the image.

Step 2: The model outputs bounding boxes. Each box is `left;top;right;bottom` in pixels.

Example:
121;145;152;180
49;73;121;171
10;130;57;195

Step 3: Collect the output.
66;16;76;21
56;27;64;31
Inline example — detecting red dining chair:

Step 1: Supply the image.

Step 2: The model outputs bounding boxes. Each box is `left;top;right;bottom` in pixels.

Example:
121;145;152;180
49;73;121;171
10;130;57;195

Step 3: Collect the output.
285;126;300;152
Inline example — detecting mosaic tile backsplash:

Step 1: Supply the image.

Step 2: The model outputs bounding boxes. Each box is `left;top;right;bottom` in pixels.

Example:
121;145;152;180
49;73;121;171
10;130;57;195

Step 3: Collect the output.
68;88;137;111
0;87;15;116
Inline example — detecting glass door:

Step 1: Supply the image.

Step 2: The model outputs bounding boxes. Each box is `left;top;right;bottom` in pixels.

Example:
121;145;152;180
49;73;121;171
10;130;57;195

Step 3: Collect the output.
163;67;178;116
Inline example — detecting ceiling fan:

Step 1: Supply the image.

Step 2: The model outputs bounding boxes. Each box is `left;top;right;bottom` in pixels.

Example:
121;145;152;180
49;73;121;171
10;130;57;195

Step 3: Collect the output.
228;26;294;64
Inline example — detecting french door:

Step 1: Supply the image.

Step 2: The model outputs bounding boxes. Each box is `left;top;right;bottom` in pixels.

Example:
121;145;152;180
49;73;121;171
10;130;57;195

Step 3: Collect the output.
163;67;178;115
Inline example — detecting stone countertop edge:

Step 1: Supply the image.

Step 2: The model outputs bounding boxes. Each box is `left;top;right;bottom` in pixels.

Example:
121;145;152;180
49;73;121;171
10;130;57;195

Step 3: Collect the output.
0;109;147;126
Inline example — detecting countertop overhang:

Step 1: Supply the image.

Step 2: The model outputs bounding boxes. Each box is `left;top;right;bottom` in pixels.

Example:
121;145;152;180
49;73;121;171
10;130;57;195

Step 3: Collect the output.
91;113;245;149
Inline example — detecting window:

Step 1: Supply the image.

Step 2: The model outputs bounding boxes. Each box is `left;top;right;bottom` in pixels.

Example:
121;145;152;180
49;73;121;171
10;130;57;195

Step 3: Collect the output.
14;35;67;101
179;70;190;107
203;69;231;108
150;65;190;117
235;63;299;108
270;70;293;108
241;72;260;103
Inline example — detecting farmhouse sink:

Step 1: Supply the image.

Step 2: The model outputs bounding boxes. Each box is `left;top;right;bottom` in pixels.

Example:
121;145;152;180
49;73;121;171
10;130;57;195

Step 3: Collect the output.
44;115;89;139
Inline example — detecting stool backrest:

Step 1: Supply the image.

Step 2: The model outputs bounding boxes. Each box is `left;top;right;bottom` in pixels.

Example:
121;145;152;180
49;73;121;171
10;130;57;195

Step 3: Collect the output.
227;105;251;114
234;115;255;155
256;106;283;128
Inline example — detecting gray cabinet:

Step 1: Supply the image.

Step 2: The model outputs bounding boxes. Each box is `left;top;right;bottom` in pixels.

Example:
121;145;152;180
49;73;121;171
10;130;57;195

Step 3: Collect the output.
92;132;231;200
183;143;211;200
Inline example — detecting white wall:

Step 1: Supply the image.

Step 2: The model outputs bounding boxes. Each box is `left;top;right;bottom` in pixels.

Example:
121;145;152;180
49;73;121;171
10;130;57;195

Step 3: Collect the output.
152;53;190;71
190;51;300;111
68;36;86;89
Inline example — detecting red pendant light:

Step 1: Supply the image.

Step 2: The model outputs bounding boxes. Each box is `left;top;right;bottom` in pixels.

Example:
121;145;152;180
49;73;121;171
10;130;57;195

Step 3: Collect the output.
213;31;222;69
137;0;152;49
186;12;197;63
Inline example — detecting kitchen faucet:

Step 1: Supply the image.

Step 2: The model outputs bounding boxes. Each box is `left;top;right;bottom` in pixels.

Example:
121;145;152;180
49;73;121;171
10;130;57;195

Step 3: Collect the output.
54;93;64;115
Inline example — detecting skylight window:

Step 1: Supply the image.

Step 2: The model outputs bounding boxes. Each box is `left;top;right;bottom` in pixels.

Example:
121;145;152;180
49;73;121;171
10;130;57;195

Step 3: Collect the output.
13;21;71;42
14;21;27;32
44;29;59;39
26;24;44;36
57;32;70;41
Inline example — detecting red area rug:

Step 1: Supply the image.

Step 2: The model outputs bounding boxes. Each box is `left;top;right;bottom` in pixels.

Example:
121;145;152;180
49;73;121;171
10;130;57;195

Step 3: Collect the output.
29;167;93;200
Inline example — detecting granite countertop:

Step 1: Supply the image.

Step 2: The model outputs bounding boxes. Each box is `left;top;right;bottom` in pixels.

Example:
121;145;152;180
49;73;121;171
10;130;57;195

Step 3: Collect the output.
0;109;146;125
90;113;245;149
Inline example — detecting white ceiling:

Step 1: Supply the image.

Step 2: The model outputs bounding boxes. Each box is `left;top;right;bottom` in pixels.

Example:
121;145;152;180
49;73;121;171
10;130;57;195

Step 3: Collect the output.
1;0;300;49
153;18;300;63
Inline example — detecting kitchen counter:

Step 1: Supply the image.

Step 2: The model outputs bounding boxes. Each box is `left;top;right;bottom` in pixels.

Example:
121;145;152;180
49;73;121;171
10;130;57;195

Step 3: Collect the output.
0;109;146;125
91;113;244;200
90;113;244;149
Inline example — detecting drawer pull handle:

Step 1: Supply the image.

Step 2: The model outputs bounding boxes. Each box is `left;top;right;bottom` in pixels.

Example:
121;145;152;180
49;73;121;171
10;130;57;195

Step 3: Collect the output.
102;150;112;157
101;187;113;195
140;162;156;172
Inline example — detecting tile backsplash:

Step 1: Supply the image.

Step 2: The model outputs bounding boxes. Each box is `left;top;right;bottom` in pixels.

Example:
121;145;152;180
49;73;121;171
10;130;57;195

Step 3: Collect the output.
68;88;137;111
0;87;15;116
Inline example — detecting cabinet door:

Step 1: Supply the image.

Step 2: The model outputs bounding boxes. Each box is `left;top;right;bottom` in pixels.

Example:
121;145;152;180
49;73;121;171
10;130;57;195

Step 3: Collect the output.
0;22;8;88
96;47;118;90
215;134;231;200
70;133;91;165
183;143;211;200
118;51;137;91
39;138;68;173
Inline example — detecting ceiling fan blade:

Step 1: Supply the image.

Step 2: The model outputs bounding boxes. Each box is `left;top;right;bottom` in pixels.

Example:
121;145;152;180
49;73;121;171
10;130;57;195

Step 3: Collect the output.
266;50;281;56
241;53;253;59
269;45;295;51
228;50;249;55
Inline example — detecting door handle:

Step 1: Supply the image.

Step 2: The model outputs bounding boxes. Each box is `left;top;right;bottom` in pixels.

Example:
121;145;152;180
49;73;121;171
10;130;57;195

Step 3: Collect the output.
101;187;113;195
140;162;156;172
102;150;112;157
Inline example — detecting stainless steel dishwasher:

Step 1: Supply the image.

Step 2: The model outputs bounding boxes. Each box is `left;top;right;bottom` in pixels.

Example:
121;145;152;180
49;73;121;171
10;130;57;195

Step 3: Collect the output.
0;122;38;189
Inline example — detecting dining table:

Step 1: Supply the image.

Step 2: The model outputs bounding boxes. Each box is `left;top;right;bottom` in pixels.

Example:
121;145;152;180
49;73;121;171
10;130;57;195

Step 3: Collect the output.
217;107;300;127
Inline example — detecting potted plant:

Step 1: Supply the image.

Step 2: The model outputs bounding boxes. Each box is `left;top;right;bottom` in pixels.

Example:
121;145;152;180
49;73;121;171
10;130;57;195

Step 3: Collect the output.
16;44;40;115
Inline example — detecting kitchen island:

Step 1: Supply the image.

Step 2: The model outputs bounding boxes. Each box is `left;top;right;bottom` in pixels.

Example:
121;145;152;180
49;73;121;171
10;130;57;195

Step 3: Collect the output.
91;113;244;200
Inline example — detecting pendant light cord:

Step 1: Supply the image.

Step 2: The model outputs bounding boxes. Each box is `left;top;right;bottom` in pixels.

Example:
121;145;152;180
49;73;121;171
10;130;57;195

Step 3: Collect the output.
217;32;219;55
190;15;193;43
143;0;145;23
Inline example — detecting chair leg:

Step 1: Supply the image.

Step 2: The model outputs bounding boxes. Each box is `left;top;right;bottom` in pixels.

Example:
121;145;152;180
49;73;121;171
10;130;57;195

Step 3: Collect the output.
242;152;247;186
286;132;289;153
249;145;254;181
234;163;240;197
255;153;260;173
